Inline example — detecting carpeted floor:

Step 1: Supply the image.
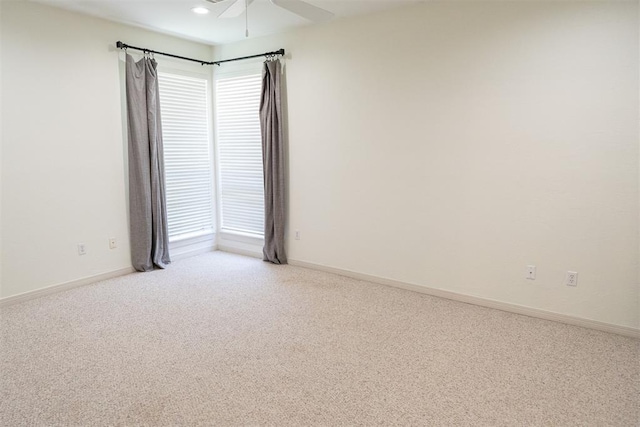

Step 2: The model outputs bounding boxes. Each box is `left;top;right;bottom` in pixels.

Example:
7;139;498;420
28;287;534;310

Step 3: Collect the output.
1;251;638;426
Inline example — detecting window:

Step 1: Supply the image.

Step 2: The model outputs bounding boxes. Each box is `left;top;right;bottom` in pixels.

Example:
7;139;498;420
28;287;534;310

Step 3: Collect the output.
215;73;264;237
158;71;215;241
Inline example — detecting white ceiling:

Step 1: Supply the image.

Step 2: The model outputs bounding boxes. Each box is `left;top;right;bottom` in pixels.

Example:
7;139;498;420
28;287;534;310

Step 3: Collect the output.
33;0;418;45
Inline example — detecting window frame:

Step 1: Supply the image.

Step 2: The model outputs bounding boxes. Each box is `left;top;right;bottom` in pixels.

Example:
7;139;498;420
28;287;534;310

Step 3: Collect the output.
213;63;265;247
156;63;217;251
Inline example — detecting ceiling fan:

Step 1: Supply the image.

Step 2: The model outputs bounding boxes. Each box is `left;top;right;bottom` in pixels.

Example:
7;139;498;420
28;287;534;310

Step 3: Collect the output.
206;0;334;23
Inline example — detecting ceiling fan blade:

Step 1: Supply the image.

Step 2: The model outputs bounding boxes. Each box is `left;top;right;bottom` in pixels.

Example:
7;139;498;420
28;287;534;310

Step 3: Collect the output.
270;0;334;22
218;0;255;18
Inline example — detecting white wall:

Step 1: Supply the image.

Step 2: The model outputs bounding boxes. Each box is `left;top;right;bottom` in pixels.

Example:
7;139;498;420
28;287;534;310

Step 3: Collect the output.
0;1;212;298
0;2;4;296
214;1;639;328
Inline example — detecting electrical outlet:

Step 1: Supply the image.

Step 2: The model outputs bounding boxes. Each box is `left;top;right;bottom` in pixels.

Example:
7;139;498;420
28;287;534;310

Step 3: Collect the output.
109;237;117;249
565;271;578;287
526;265;536;280
77;243;86;256
295;230;300;240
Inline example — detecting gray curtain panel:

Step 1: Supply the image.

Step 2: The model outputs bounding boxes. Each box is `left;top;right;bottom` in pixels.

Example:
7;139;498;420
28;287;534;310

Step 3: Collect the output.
125;54;171;271
260;59;287;264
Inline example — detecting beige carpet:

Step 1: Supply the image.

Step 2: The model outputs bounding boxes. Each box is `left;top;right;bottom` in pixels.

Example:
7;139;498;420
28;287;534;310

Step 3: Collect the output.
1;252;638;426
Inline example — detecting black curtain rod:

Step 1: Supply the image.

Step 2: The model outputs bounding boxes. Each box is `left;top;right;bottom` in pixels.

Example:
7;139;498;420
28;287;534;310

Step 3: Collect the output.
116;41;284;66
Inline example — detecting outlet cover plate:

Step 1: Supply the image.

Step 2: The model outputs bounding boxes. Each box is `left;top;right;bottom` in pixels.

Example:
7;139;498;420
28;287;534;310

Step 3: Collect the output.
526;265;536;280
565;271;578;287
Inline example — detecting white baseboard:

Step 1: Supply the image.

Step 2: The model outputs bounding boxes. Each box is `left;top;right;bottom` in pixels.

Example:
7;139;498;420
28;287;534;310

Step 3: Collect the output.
0;267;135;308
288;259;640;339
1;243;215;308
4;254;636;339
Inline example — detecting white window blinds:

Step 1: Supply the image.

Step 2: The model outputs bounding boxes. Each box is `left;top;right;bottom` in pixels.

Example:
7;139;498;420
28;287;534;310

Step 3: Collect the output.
215;74;264;236
158;72;214;241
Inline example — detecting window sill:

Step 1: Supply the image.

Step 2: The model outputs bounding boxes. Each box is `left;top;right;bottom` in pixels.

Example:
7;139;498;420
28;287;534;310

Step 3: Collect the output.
218;231;264;257
169;230;215;245
219;229;264;243
169;232;216;261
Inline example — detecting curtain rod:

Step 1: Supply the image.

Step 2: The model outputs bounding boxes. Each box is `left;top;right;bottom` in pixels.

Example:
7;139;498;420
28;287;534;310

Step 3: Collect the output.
115;41;285;66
